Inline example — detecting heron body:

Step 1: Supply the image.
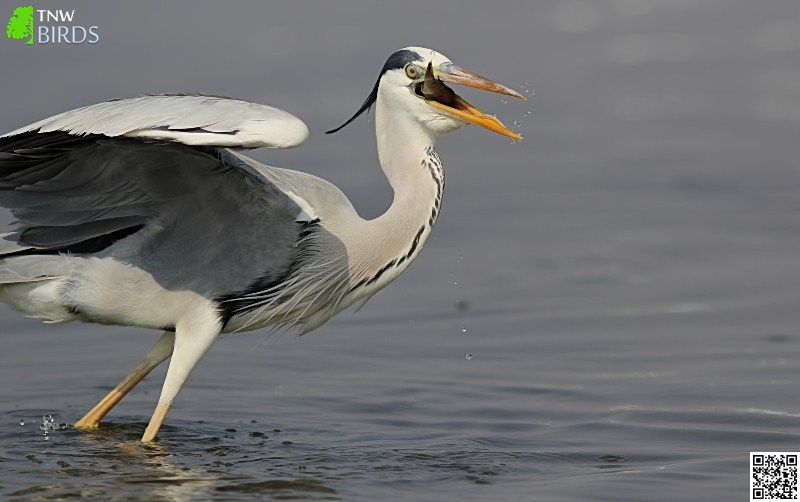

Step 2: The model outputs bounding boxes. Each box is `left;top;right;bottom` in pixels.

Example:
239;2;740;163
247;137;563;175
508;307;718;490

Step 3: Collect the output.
0;47;523;442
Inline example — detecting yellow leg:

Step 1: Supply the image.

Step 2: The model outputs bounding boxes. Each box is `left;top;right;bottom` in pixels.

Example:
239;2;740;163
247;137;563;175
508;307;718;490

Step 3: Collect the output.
140;313;220;442
74;331;175;429
141;402;171;443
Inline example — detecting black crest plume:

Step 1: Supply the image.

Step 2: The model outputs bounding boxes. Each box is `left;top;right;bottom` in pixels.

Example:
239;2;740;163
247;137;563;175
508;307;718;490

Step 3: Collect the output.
326;49;421;134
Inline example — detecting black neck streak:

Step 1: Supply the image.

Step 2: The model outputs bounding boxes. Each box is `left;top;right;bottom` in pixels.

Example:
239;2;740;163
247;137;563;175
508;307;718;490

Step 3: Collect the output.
349;146;444;294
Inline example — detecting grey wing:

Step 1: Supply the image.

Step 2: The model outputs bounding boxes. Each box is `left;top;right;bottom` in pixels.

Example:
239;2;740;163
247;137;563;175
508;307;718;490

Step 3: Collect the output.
0;96;310;301
2;94;309;149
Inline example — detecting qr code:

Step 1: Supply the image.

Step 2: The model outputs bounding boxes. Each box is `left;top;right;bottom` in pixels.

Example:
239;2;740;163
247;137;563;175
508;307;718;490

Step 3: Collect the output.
751;452;799;501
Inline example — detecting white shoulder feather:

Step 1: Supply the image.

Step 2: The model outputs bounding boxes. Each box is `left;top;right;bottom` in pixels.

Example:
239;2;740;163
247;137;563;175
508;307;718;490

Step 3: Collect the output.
1;94;309;149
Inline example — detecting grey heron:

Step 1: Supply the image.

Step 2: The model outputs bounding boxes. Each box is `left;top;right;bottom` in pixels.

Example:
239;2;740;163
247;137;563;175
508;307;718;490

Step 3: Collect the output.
0;47;524;442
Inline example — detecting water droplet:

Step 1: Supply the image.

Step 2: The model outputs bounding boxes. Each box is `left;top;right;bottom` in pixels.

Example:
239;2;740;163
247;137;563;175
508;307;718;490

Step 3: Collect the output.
458;254;463;259
39;414;56;435
453;281;458;285
465;353;473;360
18;419;24;426
461;327;467;333
500;98;508;104
513;120;521;127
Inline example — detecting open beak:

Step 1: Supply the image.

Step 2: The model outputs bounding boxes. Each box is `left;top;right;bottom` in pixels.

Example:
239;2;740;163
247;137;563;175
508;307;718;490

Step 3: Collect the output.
421;62;526;140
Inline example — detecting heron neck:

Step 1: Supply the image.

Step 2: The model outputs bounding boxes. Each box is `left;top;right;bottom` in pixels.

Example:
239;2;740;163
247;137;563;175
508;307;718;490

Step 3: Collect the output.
341;99;444;295
373;102;443;232
334;99;443;297
376;113;437;199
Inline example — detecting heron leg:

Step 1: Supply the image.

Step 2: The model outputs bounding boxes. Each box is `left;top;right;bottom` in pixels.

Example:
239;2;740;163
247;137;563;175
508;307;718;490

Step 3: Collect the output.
74;331;175;429
141;314;220;443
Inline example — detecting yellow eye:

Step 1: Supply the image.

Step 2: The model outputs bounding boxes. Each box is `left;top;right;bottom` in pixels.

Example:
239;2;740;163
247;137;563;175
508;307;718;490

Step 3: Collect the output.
405;64;419;79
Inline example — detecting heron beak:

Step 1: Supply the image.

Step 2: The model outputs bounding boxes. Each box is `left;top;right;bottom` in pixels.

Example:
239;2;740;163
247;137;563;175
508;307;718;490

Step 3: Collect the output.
421;62;526;140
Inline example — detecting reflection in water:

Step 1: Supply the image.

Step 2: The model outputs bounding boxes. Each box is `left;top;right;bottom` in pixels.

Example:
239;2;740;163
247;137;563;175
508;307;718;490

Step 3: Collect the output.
8;420;338;500
6;394;800;501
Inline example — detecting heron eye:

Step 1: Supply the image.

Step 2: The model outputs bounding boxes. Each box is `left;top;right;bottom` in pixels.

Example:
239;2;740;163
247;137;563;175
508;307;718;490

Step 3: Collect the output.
405;64;419;79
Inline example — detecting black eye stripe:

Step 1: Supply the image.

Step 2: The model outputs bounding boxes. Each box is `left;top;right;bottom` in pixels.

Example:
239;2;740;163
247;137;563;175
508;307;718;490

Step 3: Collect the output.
381;49;423;73
326;48;424;134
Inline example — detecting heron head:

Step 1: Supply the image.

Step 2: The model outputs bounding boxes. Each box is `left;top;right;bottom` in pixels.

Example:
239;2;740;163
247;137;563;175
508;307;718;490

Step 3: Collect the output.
326;47;525;139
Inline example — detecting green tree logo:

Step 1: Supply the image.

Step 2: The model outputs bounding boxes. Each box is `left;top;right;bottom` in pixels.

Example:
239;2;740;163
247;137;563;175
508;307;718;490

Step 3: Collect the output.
7;5;34;45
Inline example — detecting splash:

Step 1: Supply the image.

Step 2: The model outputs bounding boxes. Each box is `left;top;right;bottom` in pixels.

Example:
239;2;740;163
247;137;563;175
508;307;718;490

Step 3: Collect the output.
40;414;56;440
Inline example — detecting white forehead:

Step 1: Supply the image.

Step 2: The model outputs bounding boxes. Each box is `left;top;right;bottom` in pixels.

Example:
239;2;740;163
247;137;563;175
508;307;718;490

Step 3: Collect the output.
402;46;452;66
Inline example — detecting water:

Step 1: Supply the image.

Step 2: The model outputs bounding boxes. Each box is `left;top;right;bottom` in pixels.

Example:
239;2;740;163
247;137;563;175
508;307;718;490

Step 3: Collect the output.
2;1;800;500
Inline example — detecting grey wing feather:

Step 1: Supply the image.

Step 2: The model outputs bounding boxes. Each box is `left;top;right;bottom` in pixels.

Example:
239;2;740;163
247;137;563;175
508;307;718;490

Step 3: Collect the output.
0;95;310;260
0;134;302;253
0;231;33;256
20;216;146;248
2;94;309;149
